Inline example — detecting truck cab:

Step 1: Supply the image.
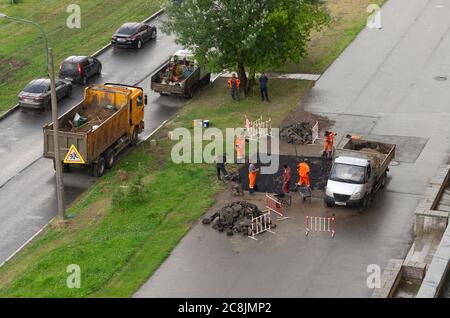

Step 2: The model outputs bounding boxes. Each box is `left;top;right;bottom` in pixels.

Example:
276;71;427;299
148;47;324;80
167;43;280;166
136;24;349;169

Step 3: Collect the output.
325;156;373;208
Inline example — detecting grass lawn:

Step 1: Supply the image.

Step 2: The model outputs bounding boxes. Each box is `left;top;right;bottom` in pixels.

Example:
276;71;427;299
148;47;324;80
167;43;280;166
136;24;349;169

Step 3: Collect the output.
0;0;384;297
0;0;163;116
277;0;386;74
0;78;311;297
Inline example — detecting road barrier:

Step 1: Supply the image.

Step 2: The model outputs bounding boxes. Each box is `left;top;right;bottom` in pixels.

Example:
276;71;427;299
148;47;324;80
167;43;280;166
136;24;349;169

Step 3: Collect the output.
310;120;319;144
244;115;272;140
265;193;289;221
248;211;275;240
305;213;335;238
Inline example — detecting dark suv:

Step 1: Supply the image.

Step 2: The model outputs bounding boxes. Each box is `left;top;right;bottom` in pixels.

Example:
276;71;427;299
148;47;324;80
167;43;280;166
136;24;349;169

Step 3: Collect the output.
111;22;157;49
59;56;102;84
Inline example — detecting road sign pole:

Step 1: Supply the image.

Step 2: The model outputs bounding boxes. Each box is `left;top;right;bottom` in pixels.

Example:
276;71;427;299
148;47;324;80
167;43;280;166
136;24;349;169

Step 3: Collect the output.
48;48;66;220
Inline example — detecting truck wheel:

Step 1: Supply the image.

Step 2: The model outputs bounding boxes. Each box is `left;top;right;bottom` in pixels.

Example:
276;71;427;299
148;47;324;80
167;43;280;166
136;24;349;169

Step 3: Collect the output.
62;163;70;173
380;171;387;189
104;149;115;169
131;128;139;146
324;201;334;208
92;157;106;177
202;73;211;85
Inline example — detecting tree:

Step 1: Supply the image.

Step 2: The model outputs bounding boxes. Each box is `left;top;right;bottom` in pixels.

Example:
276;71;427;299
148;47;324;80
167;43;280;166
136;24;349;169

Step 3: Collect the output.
163;0;330;95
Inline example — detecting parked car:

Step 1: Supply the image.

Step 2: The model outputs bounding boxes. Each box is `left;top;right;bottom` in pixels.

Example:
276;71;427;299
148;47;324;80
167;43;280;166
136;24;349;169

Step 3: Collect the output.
111;22;157;49
18;78;72;109
59;56;102;84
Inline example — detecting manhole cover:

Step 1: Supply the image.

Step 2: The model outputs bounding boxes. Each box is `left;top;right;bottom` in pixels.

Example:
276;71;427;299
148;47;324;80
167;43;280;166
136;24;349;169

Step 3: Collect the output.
434;76;448;81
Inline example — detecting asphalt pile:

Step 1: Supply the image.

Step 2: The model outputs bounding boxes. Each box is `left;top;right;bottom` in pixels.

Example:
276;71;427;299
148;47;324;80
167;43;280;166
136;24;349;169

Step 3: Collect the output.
280;122;313;145
202;201;272;236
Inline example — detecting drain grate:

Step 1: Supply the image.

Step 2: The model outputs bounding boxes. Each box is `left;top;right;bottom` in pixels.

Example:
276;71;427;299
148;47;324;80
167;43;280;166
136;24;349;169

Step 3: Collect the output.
434;76;448;81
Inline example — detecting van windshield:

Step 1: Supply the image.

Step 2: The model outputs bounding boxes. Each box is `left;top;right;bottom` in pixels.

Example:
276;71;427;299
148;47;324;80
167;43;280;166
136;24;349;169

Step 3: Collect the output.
330;163;365;184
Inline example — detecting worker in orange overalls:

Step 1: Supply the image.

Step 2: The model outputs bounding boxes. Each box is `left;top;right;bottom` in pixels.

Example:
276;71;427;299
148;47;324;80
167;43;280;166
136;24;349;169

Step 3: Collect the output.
235;134;245;163
228;73;241;101
248;161;259;194
282;164;291;194
297;159;311;189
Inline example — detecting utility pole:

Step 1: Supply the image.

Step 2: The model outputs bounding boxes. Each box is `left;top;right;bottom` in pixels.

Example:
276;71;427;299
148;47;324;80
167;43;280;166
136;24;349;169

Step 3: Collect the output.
48;48;66;220
0;13;65;219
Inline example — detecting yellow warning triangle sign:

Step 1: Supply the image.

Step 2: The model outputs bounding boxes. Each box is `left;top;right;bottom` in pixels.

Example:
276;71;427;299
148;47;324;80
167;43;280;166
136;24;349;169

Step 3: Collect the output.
64;144;85;164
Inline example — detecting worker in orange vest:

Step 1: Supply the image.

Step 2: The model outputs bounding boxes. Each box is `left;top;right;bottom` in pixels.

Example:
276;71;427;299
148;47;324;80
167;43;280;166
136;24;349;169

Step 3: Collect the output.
235;135;245;163
228;73;241;101
323;131;337;159
297;159;311;189
248;161;259;194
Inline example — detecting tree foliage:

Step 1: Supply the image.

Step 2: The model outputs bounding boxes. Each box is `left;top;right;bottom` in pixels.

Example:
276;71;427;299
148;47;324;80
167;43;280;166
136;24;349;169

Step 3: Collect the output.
163;0;330;94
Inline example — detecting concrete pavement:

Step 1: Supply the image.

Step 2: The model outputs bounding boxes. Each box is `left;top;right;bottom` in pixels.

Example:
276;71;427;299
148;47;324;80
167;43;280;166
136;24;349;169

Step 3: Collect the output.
0;14;185;264
135;0;450;297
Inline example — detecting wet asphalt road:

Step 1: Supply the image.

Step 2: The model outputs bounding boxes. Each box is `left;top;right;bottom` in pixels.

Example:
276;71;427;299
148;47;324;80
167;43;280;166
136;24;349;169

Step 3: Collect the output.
0;14;184;264
136;0;450;297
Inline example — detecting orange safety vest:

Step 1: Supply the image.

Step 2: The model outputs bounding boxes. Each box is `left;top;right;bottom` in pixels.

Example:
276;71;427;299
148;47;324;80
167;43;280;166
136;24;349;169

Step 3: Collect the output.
228;78;241;88
298;163;310;177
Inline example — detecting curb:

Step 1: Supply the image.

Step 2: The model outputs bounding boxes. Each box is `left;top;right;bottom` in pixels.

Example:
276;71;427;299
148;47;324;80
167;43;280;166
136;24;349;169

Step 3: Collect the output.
0;104;19;121
0;8;166;122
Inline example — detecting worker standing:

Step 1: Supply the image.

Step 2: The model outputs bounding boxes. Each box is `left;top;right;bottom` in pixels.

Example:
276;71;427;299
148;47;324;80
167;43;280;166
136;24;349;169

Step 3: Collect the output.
259;72;270;102
228;73;241;101
282;164;291;194
216;154;229;181
297;159;311;189
248;161;259;194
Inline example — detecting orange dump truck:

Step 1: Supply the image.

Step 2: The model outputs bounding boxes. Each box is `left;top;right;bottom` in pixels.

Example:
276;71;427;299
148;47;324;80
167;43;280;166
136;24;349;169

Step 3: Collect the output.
43;83;147;177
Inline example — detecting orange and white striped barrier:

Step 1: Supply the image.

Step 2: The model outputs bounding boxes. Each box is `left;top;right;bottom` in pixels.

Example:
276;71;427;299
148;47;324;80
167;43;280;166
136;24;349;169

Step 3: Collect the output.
265;193;289;221
244;115;272;140
305;213;335;238
248;212;275;241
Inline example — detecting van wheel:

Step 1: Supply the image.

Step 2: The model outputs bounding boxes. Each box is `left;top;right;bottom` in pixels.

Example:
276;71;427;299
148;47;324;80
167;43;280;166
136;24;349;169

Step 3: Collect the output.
359;195;369;212
81;75;88;85
92;157;106;177
104;149;115;169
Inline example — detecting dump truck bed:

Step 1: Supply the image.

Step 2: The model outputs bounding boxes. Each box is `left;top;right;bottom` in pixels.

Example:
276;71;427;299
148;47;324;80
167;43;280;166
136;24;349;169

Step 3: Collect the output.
43;85;131;163
335;138;396;177
151;61;200;96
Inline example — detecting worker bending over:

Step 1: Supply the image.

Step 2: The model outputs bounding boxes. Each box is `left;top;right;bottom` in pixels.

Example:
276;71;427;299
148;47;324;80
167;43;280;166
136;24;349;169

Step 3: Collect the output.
297;159;311;189
323;131;337;159
248;161;259;194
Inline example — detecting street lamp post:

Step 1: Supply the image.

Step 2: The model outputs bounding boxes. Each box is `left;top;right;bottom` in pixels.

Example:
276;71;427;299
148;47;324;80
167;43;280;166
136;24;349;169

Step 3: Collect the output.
0;13;65;220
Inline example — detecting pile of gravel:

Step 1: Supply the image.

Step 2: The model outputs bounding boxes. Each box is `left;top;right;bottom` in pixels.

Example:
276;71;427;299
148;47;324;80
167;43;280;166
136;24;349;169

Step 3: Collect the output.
202;201;274;237
280;122;313;145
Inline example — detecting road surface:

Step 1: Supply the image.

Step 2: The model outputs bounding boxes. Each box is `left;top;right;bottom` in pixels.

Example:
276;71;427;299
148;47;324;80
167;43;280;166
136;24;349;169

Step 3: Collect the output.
135;0;450;297
0;14;184;264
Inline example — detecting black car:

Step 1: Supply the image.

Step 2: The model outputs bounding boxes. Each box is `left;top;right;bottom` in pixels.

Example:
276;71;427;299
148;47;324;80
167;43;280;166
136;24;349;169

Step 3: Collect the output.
59;56;102;84
18;78;72;109
111;22;157;49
